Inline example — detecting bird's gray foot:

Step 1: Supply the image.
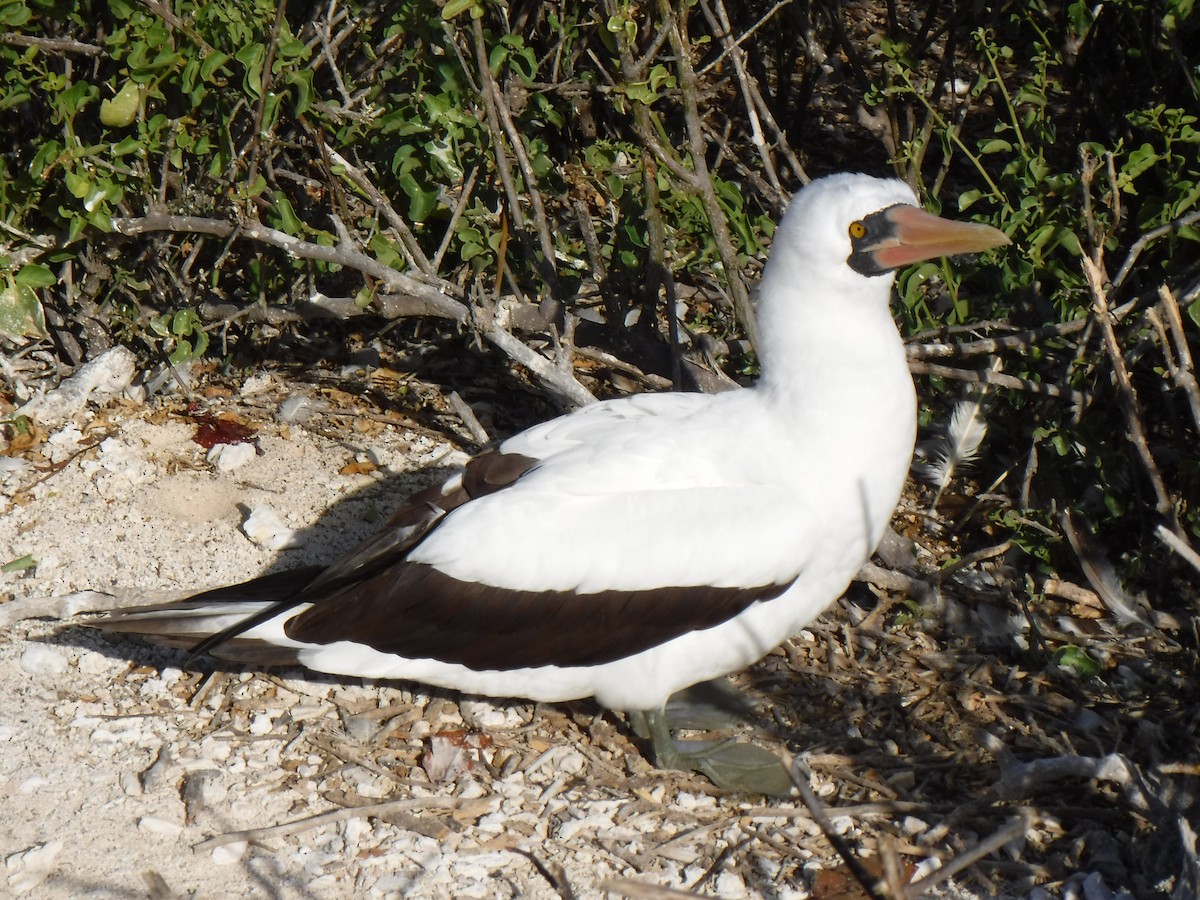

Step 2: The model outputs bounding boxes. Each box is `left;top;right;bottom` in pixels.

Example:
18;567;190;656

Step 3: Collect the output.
629;693;794;796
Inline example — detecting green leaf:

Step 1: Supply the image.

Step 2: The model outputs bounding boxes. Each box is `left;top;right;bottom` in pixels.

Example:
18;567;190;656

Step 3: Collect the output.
269;191;303;235
100;80;140;127
286;70;314;115
0;1;32;26
1;555;36;574
200;50;232;81
0;280;48;341
958;189;983;211
13;264;56;288
235;43;265;98
1054;644;1101;678
442;0;479;19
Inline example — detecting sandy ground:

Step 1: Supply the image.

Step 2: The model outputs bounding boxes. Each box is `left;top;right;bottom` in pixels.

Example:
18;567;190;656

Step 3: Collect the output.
0;368;1060;899
0;376;837;899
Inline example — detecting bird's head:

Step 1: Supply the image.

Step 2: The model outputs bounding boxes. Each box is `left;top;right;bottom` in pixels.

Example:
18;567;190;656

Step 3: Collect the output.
776;173;1010;285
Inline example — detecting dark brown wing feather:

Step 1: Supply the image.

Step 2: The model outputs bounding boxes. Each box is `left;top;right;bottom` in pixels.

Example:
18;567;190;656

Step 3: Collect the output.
284;563;794;670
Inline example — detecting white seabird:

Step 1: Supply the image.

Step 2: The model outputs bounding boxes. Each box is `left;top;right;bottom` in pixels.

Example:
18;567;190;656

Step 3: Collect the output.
94;173;1009;791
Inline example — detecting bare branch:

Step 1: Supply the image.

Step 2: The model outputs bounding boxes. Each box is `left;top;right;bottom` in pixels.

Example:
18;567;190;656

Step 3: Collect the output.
194;795;490;850
907;359;1086;404
1155;524;1200;577
324;144;433;275
0;33;102;55
658;1;761;349
1151;284;1200;435
109;214;596;407
1112;208;1200;291
1081;252;1173;517
471;17;561;314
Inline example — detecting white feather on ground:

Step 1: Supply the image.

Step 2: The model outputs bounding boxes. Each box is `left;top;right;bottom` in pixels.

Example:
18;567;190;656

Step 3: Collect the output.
918;396;989;512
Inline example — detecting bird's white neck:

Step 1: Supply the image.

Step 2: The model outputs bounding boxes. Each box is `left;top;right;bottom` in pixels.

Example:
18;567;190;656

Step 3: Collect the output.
753;254;907;400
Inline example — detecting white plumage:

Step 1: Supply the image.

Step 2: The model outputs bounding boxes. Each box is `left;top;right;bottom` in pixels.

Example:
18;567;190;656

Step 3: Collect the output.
96;173;1009;717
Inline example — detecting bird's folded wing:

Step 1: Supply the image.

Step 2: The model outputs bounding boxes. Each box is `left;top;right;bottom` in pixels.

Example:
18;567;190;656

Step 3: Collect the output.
283;480;815;670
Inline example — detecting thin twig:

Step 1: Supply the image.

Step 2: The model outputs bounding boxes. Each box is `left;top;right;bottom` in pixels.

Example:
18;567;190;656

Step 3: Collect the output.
1154;284;1200;434
1155;524;1200;577
1112;208;1200;290
324;144;433;274
193;795;487;850
701;0;787;198
659;0;761;349
448;390;492;446
471;17;561;315
789;757;887;900
907;359;1085;404
1080;253;1174;518
904;812;1032;898
432;165;481;272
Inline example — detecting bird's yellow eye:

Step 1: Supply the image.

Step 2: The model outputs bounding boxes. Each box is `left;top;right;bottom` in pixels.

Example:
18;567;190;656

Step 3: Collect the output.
849;220;867;239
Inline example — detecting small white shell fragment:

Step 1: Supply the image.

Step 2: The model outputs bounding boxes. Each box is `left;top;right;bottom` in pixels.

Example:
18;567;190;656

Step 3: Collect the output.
119;771;143;797
242;505;300;550
240;373;273;395
207;441;256;472
18;775;51;794
0;457;31;477
903;815;928;835
15;345;136;428
211;840;248;866
19;645;68;677
76;649;116;676
458;699;525;729
5;839;65;896
137;816;184;837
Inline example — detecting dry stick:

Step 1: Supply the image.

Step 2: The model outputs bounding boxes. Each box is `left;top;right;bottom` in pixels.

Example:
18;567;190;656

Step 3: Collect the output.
642;158;685;390
471;17;561;316
702;0;786;198
324;144;433;275
907;359;1085;404
658;0;762;350
193;795;485;850
907;296;1144;360
114;214;463;317
789;758;888;900
432;165;481;273
243;0;289;190
608;9;688;388
1080;253;1175;519
317;1;355;108
1156;284;1200;433
573;346;674;391
447;391;491;446
1112;208;1200;290
0;33;103;55
696;0;795;76
1155;524;1200;577
903;812;1032;899
110;214;595;407
599;879;703;899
